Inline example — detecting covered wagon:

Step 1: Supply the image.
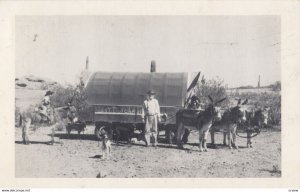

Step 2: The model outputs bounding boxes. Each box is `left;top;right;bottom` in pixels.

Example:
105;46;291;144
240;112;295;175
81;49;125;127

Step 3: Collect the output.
85;71;199;143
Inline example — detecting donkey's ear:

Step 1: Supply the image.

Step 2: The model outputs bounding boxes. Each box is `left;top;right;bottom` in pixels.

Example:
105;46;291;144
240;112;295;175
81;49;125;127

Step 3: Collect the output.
208;95;213;103
237;98;241;105
215;97;227;104
242;99;248;105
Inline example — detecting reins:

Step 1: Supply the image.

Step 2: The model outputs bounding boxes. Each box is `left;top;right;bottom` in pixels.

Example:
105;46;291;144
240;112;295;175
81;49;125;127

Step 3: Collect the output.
236;131;260;138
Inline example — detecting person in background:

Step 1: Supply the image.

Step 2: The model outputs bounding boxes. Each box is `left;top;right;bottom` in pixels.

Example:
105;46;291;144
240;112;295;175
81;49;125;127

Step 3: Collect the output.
67;102;78;123
187;95;201;110
141;90;161;147
40;90;54;120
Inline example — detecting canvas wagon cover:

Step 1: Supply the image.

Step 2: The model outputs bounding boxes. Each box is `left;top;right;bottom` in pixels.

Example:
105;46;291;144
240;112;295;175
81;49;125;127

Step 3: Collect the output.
85;72;189;107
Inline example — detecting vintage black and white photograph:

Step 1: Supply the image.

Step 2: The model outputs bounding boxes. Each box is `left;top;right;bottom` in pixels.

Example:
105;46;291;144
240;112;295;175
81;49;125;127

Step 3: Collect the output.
15;16;281;178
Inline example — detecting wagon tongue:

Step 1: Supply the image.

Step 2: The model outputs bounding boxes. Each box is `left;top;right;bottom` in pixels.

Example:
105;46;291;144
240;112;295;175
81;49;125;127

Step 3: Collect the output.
187;72;201;93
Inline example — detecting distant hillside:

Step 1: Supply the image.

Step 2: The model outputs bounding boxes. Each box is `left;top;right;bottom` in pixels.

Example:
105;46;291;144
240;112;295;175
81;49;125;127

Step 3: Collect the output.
15;75;59;90
227;81;280;94
226;87;277;95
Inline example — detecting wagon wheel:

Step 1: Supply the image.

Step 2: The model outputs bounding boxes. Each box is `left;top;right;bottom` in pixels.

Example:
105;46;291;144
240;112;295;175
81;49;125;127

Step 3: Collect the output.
165;125;176;144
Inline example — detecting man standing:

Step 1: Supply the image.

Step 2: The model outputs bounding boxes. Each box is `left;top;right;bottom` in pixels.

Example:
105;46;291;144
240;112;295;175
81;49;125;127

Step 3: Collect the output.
141;90;161;147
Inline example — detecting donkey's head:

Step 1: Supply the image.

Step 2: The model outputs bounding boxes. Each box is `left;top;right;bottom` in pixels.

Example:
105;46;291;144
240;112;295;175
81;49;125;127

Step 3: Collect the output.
205;95;226;122
229;98;248;123
254;107;270;126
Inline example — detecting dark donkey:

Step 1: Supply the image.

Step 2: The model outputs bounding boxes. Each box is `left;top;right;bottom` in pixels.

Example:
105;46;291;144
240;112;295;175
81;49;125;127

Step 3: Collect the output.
210;99;248;149
176;96;226;152
243;107;269;148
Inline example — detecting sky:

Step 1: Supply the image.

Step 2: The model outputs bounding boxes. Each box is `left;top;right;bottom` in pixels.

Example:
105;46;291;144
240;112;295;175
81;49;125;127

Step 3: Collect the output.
15;16;280;87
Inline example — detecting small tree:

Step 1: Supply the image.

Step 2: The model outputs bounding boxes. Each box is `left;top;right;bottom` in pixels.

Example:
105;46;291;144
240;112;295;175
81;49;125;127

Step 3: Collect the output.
51;83;93;122
272;81;281;92
194;76;229;108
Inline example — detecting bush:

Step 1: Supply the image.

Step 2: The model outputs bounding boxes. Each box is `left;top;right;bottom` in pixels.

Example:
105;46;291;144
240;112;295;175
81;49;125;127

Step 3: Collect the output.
271;81;281;92
194;76;230;108
51;84;93;122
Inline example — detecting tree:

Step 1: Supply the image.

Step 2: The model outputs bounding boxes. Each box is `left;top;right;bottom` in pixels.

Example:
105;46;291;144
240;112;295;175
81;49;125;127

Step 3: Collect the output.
194;76;229;108
272;81;281;92
51;83;93;121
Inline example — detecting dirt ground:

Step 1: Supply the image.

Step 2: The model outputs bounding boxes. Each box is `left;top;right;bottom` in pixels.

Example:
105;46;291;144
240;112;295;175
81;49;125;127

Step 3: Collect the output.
15;125;281;178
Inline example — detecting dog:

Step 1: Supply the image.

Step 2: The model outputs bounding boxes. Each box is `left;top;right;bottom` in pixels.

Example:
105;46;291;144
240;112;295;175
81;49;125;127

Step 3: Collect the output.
99;129;111;160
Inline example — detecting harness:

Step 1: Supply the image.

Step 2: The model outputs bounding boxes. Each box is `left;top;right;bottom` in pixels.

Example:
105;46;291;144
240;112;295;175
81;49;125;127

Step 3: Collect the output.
180;109;202;126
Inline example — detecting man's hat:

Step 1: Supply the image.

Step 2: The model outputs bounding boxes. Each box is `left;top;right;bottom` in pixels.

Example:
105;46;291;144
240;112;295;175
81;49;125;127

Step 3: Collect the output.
146;90;156;95
45;90;54;96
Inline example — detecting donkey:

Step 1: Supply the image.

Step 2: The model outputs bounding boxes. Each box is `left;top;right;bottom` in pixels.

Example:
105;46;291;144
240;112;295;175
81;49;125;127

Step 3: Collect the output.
244;107;269;148
176;96;226;152
250;108;269;128
210;99;248;149
19;106;61;145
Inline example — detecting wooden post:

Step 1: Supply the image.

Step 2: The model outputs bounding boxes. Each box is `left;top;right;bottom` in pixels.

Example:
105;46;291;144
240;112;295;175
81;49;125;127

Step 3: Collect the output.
86;56;89;70
151;60;156;72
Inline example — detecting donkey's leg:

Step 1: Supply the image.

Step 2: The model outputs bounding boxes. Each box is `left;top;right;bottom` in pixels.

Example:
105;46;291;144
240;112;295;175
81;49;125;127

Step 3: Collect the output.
106;145;110;160
232;125;238;149
203;130;209;152
223;132;227;146
210;129;215;147
49;125;55;145
199;131;204;152
227;125;233;149
247;130;252;148
176;123;185;149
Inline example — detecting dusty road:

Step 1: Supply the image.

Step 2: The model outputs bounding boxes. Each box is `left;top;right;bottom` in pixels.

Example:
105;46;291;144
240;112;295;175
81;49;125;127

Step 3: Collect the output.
15;125;281;178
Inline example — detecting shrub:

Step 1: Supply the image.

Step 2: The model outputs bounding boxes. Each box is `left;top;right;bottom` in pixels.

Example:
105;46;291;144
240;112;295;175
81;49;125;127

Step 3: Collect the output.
194;76;230;108
271;81;281;92
51;84;93;122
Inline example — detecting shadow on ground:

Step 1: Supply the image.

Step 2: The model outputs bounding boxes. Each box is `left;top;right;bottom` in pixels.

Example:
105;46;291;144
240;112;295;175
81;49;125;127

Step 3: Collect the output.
53;133;97;141
15;141;61;145
258;168;281;176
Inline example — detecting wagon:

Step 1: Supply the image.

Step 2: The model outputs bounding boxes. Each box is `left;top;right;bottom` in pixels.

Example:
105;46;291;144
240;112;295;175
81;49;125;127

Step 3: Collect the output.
84;71;199;143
